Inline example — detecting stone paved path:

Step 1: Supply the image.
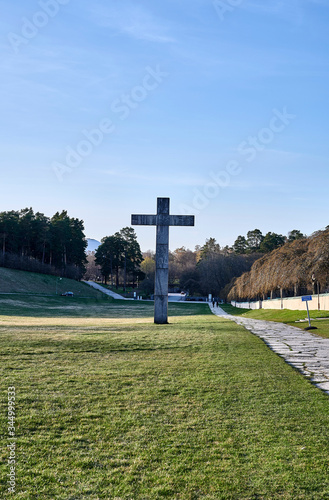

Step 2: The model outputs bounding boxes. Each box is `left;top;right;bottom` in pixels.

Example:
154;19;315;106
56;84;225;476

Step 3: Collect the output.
210;304;329;395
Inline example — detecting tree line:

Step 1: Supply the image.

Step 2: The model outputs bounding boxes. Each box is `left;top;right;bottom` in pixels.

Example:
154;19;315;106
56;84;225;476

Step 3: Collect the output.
227;228;329;302
137;229;306;298
232;228;304;254
86;235;257;297
0;208;87;279
1;208;310;299
87;228;308;298
135;238;260;298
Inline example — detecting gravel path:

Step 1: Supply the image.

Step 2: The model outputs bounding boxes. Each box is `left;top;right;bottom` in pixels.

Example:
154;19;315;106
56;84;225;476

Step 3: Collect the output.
210;304;329;395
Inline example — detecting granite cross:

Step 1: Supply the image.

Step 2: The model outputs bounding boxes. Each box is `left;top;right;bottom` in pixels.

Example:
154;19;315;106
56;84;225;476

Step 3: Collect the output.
131;197;195;324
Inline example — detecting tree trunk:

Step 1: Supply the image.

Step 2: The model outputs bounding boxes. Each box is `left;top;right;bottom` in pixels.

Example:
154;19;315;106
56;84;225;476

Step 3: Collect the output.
110;256;113;287
123;251;127;291
2;233;6;256
116;266;119;289
63;245;67;266
42;241;46;264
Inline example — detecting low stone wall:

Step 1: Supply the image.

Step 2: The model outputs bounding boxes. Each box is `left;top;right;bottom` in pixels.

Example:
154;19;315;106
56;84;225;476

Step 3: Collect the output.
232;294;329;311
231;300;262;310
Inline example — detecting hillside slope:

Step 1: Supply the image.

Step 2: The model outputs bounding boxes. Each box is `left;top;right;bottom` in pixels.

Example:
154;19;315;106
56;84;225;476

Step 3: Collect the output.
0;267;103;298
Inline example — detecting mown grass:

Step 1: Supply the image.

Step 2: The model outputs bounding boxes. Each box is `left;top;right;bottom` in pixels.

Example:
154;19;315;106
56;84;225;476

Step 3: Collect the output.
0;267;104;298
221;304;329;339
0;295;209;319
1;302;329;498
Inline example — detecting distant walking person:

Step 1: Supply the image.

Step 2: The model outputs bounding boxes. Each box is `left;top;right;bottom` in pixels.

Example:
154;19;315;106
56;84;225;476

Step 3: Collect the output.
212;299;215;308
216;300;219;308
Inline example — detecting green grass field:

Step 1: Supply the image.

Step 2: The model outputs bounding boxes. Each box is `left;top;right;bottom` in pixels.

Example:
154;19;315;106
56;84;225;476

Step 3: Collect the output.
0;267;104;298
1;298;329;498
221;304;329;339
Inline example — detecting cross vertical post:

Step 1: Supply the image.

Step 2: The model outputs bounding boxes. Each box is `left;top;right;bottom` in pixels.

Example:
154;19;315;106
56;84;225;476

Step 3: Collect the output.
154;197;169;324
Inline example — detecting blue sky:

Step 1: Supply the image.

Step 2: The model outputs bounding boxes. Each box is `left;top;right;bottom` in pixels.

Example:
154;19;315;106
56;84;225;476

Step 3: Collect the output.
1;0;329;251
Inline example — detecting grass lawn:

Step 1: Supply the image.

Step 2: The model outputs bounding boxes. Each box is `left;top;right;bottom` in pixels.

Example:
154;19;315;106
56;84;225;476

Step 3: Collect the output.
1;300;329;498
0;268;104;299
0;295;208;319
220;304;329;339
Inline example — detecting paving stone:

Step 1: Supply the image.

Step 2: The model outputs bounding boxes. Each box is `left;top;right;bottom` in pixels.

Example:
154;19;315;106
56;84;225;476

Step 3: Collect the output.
315;382;329;393
312;377;329;383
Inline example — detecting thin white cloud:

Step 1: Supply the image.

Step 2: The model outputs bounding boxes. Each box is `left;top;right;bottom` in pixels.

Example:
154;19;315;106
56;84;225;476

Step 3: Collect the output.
239;0;329;24
228;180;283;190
239;0;303;21
87;167;205;187
87;2;176;43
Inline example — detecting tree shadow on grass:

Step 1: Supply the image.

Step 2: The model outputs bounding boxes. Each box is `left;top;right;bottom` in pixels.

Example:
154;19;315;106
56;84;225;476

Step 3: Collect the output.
219;304;249;316
0;295;211;319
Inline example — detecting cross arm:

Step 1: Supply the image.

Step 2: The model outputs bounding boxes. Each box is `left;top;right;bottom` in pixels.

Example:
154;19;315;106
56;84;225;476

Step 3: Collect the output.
168;215;194;226
131;214;195;226
131;214;157;226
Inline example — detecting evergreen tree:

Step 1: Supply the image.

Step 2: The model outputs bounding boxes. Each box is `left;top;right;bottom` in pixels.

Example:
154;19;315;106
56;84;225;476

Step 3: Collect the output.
260;232;285;253
118;227;143;289
0;208;87;278
32;212;50;264
95;228;143;288
0;210;20;257
233;235;248;254
288;229;305;242
95;234;125;287
200;238;221;260
246;229;264;253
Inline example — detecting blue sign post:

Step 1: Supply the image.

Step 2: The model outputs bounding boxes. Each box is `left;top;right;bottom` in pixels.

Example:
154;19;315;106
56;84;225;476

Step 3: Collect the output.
302;296;317;330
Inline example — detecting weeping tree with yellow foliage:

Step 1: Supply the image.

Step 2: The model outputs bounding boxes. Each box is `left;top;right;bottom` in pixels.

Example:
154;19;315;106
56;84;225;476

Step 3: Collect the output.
228;228;329;302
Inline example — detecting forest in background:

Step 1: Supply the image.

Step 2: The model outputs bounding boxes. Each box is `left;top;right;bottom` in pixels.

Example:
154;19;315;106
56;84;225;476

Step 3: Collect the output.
0;208;87;279
2;207;326;301
87;228;309;299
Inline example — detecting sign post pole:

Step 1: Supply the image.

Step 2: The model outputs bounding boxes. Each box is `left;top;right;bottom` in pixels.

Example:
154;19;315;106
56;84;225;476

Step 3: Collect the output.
306;300;311;328
302;296;317;331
